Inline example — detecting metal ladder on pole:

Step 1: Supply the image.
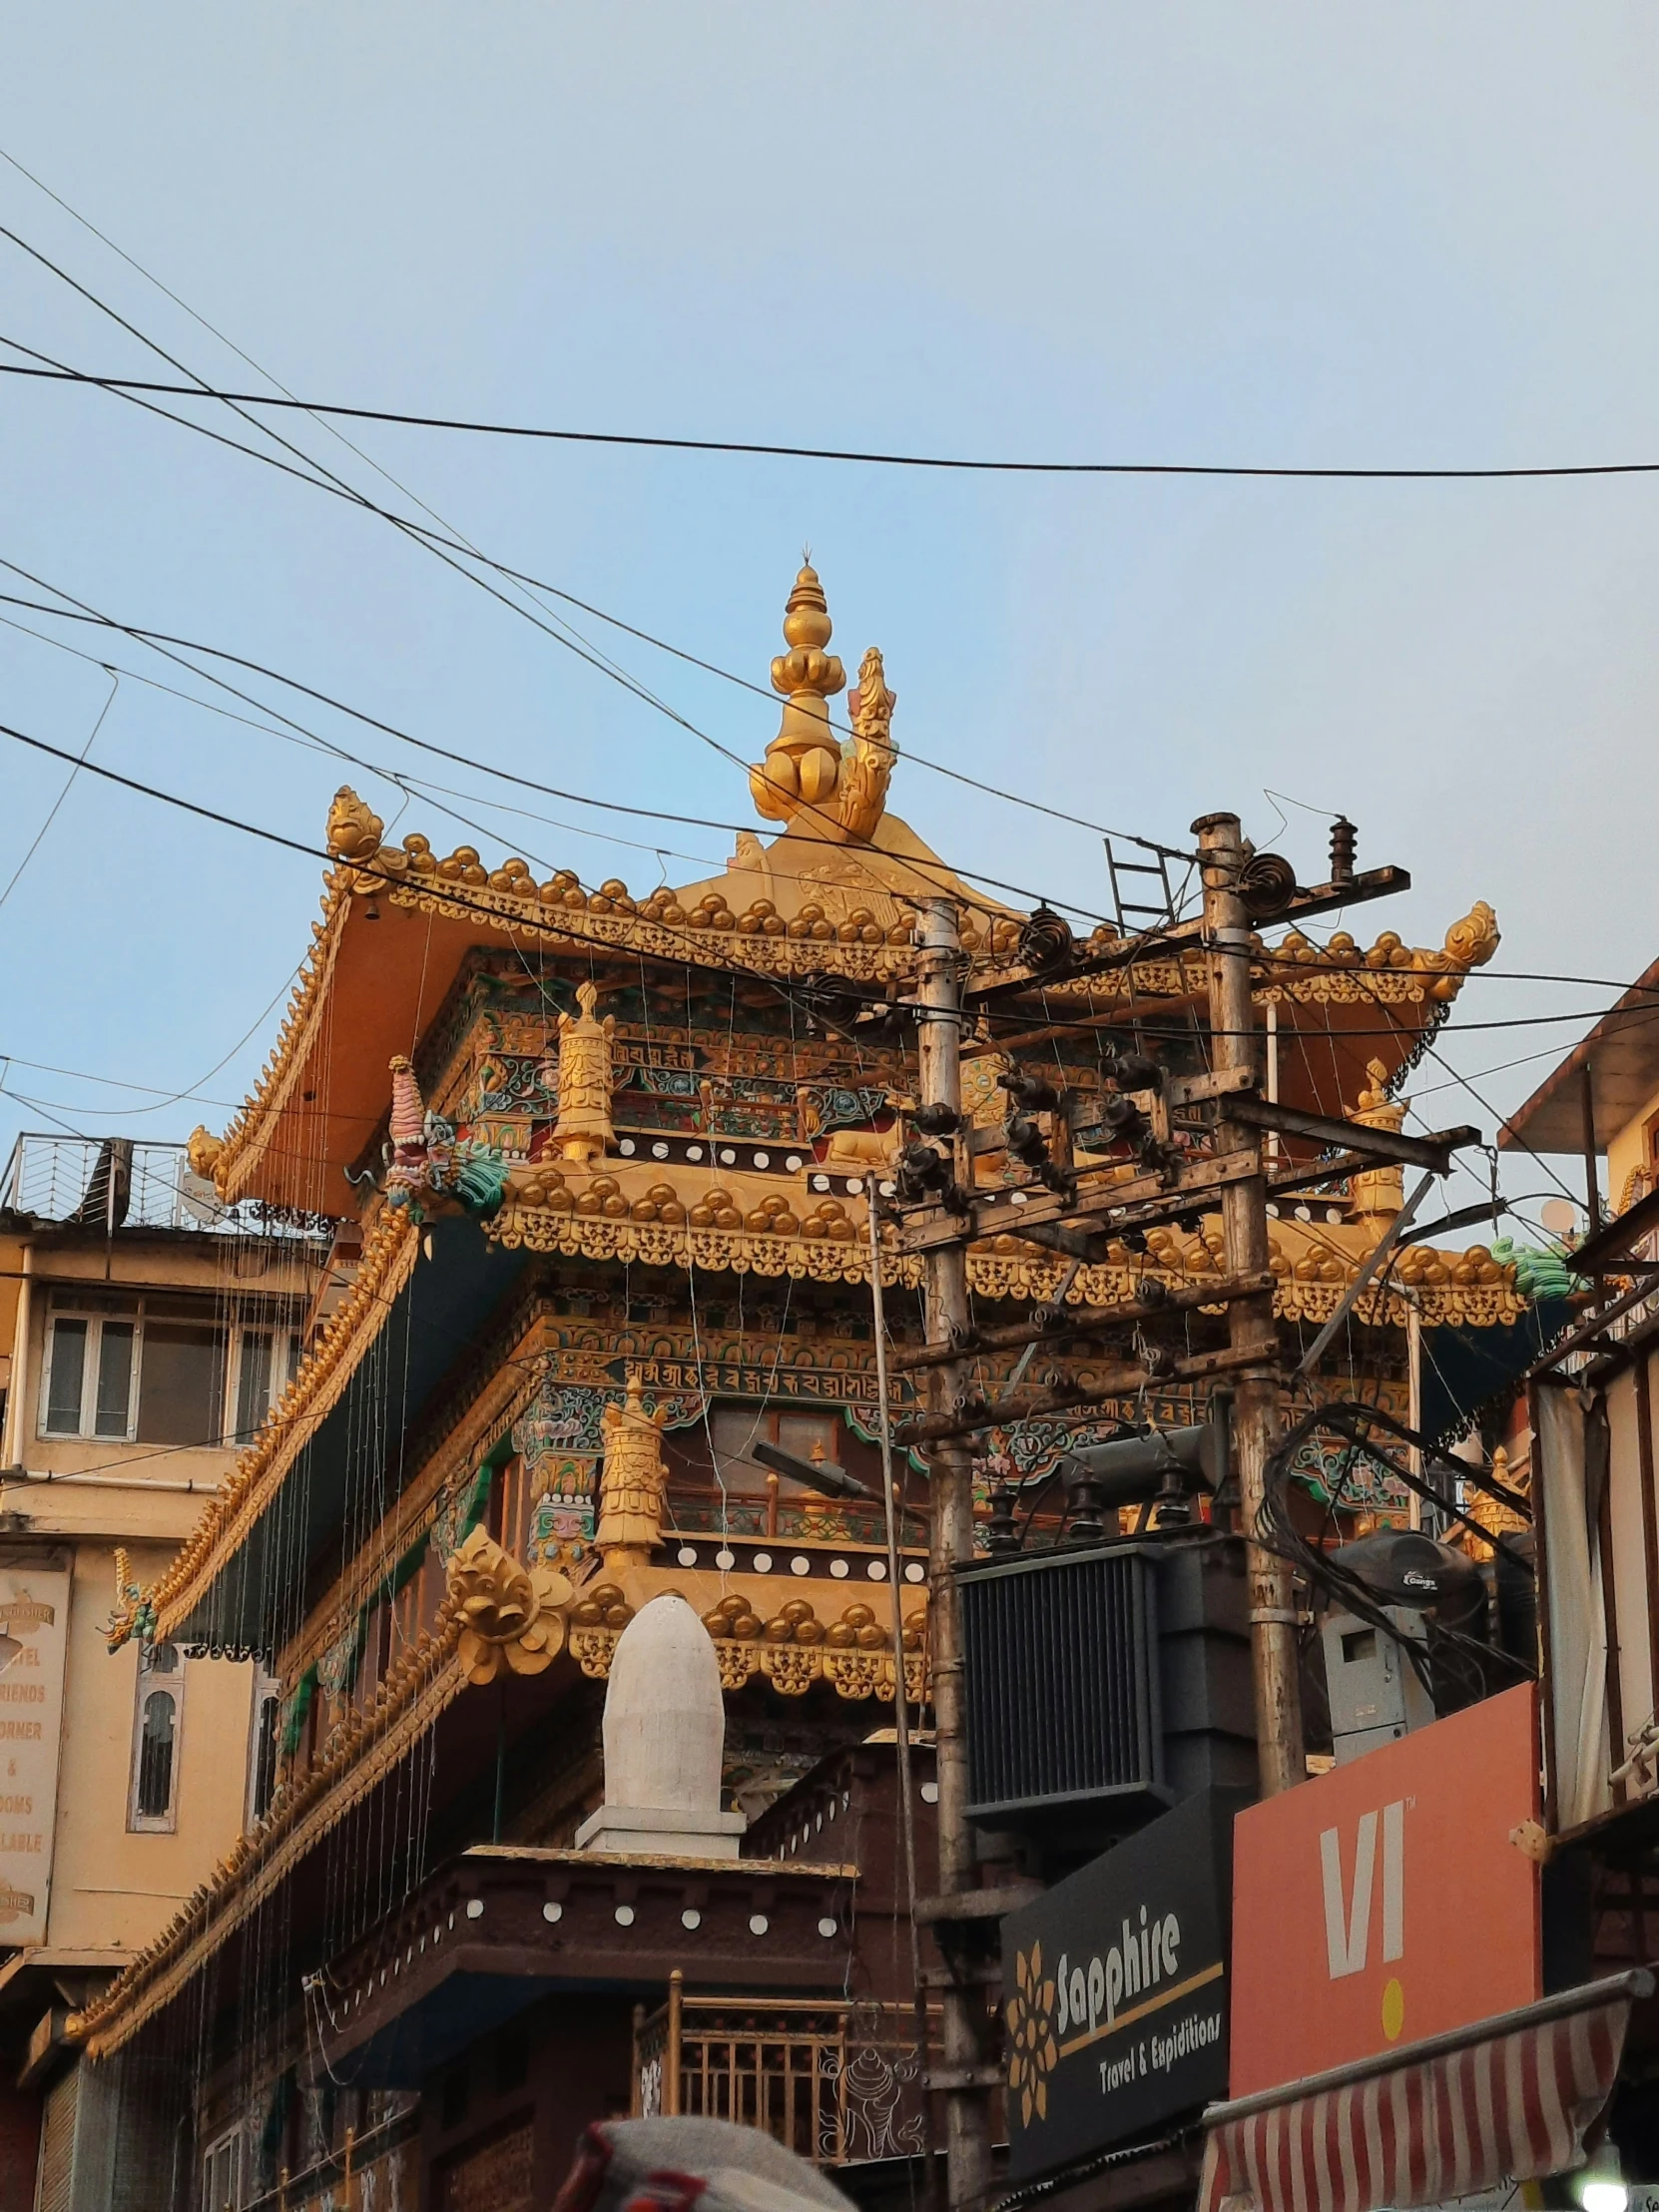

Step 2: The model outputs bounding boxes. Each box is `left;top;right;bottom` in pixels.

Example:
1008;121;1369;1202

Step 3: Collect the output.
1104;836;1182;938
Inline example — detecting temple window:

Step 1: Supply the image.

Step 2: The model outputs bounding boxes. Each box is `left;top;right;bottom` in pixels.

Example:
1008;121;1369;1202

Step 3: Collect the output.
129;1641;184;1832
709;1405;869;1494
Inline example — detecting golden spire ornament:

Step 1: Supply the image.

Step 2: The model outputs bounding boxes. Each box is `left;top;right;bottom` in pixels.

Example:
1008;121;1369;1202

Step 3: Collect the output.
746;563;896;843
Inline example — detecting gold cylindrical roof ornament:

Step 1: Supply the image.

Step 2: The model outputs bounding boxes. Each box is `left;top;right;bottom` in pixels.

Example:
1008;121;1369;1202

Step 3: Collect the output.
552;981;616;1164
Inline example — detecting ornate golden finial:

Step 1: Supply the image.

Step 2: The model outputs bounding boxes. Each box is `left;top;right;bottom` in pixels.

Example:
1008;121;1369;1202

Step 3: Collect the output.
595;1371;668;1566
744;567;897;843
552;981;616;1163
1458;1444;1529;1562
325;787;383;861
749;563;845;821
446;1526;571;1685
1351;1058;1406;1220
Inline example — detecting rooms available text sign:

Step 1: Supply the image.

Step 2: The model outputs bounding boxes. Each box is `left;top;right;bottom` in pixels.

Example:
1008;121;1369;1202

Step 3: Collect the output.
0;1559;70;1945
1001;1790;1243;2181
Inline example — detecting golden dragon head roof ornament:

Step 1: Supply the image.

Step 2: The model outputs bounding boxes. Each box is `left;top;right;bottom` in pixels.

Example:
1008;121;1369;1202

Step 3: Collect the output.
747;563;897;843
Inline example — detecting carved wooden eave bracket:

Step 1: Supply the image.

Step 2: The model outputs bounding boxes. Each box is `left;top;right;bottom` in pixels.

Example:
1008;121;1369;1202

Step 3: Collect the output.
447;1526;571;1685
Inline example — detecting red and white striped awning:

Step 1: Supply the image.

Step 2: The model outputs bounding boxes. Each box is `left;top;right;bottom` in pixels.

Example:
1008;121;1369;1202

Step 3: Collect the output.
1199;1973;1652;2212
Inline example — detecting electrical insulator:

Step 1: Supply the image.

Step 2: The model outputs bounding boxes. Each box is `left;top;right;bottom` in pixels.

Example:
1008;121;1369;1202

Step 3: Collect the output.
911;1101;961;1138
1098;1093;1148;1144
1102;1048;1163;1093
1330;815;1358;887
1001;1068;1060;1112
1019;904;1075;974
1238;849;1299;920
895;1141;952;1204
1004;1112;1048;1166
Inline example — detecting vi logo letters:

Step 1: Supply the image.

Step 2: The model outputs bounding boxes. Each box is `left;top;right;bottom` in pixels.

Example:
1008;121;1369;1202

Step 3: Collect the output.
1320;1801;1404;1979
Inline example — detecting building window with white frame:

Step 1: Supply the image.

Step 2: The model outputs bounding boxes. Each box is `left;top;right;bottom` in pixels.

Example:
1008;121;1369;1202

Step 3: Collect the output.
229;1326;300;1444
129;1641;185;1832
40;1302;139;1440
202;2125;242;2212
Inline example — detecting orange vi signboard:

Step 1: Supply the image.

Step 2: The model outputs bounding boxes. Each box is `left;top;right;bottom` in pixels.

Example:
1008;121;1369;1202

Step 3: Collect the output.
1228;1684;1540;2097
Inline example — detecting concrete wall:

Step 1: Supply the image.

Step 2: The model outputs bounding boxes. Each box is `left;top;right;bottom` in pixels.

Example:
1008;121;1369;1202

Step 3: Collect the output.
45;1539;256;1954
0;1226;314;1979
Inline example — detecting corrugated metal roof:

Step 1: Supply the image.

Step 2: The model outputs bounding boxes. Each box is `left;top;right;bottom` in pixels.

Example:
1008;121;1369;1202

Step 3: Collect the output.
1498;954;1659;1156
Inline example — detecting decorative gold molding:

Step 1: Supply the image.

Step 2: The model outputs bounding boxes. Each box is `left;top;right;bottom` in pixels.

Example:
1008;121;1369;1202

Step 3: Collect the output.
568;1621;927;1707
485;1205;1526;1329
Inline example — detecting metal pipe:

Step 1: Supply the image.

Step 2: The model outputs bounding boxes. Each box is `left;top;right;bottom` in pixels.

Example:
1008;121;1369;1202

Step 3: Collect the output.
666;1968;684;2117
865;1187;936;2194
0;1466;222;1495
1194;811;1304;1798
915;895;992;2211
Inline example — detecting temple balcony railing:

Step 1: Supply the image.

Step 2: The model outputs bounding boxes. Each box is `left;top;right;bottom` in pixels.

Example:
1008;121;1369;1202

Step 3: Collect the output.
633;1978;951;2167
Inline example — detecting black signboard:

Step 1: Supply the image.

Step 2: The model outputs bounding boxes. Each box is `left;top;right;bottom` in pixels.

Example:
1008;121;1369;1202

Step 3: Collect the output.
1001;1788;1245;2181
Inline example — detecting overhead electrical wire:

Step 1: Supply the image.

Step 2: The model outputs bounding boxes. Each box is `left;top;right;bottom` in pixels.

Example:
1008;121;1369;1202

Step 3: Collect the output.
0;560;1118;924
10;356;1659;482
0;174;1185;850
0;314;1158;854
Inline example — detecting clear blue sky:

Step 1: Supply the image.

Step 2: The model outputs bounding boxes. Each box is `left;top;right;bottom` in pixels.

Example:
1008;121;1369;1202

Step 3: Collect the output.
2;7;1655;1232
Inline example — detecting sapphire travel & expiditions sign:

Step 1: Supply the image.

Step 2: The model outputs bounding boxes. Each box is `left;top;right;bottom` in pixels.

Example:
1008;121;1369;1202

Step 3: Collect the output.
1000;1788;1244;2182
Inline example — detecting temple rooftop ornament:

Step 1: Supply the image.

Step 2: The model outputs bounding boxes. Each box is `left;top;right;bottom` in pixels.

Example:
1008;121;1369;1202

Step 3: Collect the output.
747;564;897;846
595;1371;669;1566
575;1592;747;1858
552;980;617;1163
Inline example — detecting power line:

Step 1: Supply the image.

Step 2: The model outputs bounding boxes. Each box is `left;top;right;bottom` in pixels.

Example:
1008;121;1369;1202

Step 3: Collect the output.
0;310;1156;853
10;357;1659;481
0;566;1115;922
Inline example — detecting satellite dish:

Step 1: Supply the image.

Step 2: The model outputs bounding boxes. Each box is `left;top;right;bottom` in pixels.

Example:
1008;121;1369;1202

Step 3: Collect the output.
1539;1198;1578;1239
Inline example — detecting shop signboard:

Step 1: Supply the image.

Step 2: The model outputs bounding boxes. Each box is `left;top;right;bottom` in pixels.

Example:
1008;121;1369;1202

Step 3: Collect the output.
0;1556;71;1944
1229;1683;1540;2098
1001;1788;1244;2181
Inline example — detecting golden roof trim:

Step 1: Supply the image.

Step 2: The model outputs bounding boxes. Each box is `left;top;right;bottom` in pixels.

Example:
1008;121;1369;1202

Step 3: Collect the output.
202;774;1500;1209
487;1205;1527;1327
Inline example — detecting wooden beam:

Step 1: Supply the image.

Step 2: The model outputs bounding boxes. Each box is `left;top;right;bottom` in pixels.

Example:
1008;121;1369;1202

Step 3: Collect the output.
892;1341;1268;1447
888;1268;1275;1373
1230;1096;1480;1175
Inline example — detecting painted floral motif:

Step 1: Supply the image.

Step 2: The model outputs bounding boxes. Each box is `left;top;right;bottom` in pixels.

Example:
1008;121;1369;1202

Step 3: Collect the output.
1006;1941;1059;2128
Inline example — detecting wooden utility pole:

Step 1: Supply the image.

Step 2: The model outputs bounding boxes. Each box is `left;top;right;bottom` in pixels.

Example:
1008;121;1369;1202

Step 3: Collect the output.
1193;813;1305;1798
915;895;994;2212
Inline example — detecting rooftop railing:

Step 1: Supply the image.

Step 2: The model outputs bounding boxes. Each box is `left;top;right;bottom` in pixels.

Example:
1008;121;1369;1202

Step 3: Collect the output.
0;1132;326;1239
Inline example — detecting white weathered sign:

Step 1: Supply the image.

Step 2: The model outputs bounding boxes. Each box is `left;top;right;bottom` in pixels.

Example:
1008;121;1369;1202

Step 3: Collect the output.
0;1560;71;1944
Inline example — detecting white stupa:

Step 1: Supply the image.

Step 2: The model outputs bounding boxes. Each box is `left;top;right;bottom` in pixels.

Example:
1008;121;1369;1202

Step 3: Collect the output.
576;1593;746;1857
